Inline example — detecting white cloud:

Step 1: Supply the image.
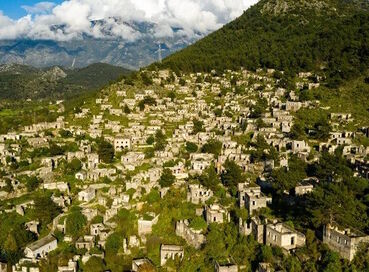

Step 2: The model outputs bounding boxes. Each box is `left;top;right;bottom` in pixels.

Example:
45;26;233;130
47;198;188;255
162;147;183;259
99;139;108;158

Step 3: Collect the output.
0;0;259;41
21;2;56;14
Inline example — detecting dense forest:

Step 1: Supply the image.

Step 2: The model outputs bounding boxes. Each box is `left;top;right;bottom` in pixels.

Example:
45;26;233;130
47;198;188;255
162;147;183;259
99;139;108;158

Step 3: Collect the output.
157;0;369;86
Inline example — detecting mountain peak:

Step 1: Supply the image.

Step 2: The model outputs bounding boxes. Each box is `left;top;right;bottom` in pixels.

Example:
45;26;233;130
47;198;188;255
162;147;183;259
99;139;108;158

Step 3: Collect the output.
159;0;369;87
259;0;369;16
260;0;332;16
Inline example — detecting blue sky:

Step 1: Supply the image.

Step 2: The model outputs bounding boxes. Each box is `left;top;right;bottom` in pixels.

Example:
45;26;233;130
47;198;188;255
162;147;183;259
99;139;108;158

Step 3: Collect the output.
0;0;62;19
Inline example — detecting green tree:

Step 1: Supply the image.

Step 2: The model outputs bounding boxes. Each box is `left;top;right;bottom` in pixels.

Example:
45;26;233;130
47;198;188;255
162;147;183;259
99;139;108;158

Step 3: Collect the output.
201;139;222;157
205;224;227;260
199;164;221;191
34;194;62;225
25;176;41;192
138;96;157;111
250;98;268;118
142;73;153;86
50;143;64;156
66;208;87;237
154;130;167;151
59;129;73;138
4;178;14;193
193;119;205;134
123;104;131;114
97;139;114;163
3;233;18;263
189;217;207;231
67;158;82;173
105;233;123;255
146;135;155;145
185;142;198;153
168;91;176;101
159;168;175;188
83;256;106;272
221;160;244;196
144;147;155;159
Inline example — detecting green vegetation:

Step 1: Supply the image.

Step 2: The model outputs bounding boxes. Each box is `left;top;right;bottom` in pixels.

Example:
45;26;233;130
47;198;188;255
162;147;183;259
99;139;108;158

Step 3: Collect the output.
0;101;59;134
185;142;198;153
0;63;130;100
0;213;35;264
157;0;369;86
138;96;157;111
65;207;87;238
153;130;167;151
201;139;222;157
159;168;176;188
23;176;41;192
97;139;114;164
189;217;207;231
193;119;205;134
197;164;221;192
221;160;245;196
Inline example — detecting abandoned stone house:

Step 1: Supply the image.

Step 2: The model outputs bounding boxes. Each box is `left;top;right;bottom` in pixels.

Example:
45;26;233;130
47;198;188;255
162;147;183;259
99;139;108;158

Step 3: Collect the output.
265;222;306;251
190;153;214;173
114;136;131;152
75;171;87;181
214;259;238;272
285;101;302;112
187;184;213;205
131;258;154;272
239;217;265;244
57;259;77;272
293;181;314;196
160;244;184;266
90;223;107;236
24;235;57;259
121;152;145;167
75;235;95;251
290;140;311;154
323;223;369;261
78;187;96;202
138;213;159;236
109;108;123;116
238;184;272;215
330;113;353;122
256;263;273;272
87;168;116;181
176;220;206;249
27;137;49;148
205;204;230;224
25;221;39;236
51;195;71;209
43;182;69;192
104;207;119;224
87;154;99;170
169;163;188;180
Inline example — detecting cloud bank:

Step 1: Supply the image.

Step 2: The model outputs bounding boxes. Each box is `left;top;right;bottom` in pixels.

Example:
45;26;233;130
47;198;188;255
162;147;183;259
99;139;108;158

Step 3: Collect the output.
0;0;259;41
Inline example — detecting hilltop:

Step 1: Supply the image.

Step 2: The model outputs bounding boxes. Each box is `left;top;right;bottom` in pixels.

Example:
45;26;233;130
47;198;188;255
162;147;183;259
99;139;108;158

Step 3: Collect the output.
159;0;369;86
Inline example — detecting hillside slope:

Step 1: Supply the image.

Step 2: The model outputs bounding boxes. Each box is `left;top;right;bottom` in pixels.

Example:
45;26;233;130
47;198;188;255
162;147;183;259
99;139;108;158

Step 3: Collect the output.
0;63;130;100
159;0;369;85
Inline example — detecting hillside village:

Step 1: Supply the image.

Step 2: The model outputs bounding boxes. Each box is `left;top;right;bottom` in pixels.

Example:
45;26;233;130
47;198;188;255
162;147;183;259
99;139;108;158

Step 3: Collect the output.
1;67;369;272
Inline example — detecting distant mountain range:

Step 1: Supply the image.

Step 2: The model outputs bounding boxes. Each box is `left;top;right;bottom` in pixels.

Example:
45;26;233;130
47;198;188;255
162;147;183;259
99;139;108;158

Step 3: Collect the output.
0;63;130;100
0;20;202;70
